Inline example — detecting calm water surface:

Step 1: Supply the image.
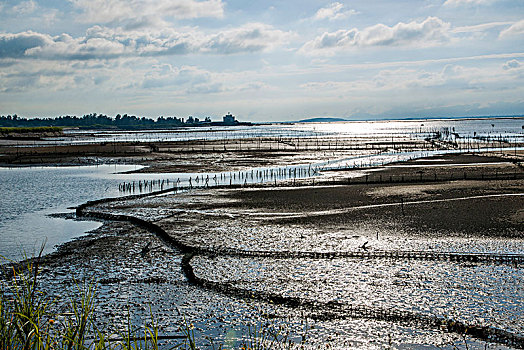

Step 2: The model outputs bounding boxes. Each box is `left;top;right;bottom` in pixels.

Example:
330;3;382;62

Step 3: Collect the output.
35;117;524;145
0;165;143;260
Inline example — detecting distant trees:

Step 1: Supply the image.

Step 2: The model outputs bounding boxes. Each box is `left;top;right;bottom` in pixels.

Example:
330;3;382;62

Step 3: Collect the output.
0;113;216;129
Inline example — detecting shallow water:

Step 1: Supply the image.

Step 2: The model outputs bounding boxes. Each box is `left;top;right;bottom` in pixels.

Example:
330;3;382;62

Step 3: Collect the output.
0;165;141;260
30;224;520;349
93;180;522;348
18;117;523;146
0;162;317;260
294;117;524;141
192;255;523;334
50;124;323;145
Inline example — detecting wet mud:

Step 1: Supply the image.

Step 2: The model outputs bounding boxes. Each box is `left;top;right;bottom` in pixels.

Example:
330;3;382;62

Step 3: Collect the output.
2;151;524;348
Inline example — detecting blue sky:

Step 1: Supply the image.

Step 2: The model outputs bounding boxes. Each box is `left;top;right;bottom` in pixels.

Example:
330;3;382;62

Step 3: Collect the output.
0;0;523;121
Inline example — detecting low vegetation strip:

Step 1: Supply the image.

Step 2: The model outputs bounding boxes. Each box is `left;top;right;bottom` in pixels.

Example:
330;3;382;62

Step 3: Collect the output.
0;126;63;134
0;254;161;350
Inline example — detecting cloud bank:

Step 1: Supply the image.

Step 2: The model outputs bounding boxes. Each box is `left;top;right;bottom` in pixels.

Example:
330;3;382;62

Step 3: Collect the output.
314;3;358;21
0;23;292;60
302;17;451;55
499;20;524;38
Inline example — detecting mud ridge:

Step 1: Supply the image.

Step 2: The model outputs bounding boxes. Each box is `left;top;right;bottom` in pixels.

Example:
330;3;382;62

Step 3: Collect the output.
181;253;524;349
75;197;524;348
77;203;524;266
77;182;524;265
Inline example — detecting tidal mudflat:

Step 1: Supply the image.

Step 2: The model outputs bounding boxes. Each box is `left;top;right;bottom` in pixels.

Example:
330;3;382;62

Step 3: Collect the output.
1;120;524;349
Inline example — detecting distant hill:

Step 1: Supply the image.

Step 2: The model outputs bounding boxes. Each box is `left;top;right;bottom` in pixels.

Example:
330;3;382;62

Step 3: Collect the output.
297;117;348;123
292;115;524;123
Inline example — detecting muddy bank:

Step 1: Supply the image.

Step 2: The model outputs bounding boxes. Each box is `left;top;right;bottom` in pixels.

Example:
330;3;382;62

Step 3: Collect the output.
2;151;523;348
3;131;522;173
87;152;524;346
218;154;524;238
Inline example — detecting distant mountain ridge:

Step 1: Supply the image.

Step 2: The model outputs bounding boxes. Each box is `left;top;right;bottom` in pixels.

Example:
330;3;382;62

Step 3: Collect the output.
293;115;524;124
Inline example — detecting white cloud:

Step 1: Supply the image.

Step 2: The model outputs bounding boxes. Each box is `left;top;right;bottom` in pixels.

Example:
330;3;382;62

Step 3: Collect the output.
0;2;59;28
140;64;273;95
0;60;83;92
499;20;524;38
301;17;451;55
299;62;522;100
203;23;294;54
302;53;524;73
12;0;38;14
451;21;513;33
142;64;212;89
68;0;224;26
314;2;358;21
0;31;54;59
503;59;521;70
0;23;292;60
186;82;224;94
22;31;131;60
0;0;39;15
443;0;493;7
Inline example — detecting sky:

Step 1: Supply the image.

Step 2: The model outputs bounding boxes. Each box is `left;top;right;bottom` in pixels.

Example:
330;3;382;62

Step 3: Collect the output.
0;0;523;122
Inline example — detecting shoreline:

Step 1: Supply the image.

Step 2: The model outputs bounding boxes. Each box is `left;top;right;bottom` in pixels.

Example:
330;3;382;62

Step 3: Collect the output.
1;127;523;348
2;115;524;173
3;151;523;264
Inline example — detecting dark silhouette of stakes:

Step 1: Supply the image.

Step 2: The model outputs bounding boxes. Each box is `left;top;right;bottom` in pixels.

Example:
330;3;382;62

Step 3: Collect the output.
140;242;152;257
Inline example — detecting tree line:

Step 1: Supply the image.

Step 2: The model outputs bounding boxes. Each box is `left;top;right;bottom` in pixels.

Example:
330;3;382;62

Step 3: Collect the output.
0;113;213;129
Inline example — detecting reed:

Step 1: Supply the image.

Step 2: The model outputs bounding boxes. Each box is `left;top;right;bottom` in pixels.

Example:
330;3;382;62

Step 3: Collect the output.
0;253;165;350
0;127;63;134
1;256;313;350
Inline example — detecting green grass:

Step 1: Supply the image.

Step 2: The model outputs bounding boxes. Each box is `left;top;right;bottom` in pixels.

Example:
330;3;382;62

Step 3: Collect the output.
0;253;309;350
0;127;63;135
0;253;165;350
1;253;475;350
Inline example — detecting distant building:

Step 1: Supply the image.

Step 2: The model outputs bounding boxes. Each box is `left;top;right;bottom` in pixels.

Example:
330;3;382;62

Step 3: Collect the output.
223;113;237;125
208;112;251;127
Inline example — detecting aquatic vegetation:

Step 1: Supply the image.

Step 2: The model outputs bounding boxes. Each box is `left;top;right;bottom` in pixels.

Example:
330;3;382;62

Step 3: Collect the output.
0;253;162;350
0;254;313;350
0;127;63;135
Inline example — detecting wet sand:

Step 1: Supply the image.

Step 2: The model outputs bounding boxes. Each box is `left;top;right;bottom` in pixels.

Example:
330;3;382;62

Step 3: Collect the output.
2;145;524;348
